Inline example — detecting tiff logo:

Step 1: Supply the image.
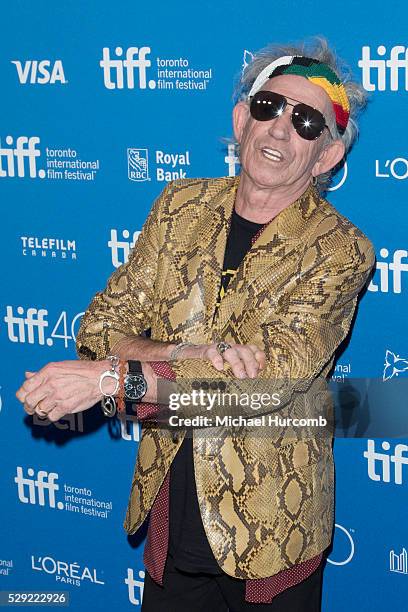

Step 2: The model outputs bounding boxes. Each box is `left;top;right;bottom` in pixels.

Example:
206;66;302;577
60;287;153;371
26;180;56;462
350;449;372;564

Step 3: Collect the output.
14;467;63;509
12;60;66;85
390;548;408;574
368;249;408;293
359;45;408;91
125;568;145;605
364;440;408;485
0;136;44;179
108;229;140;268
4;306;48;344
100;46;155;90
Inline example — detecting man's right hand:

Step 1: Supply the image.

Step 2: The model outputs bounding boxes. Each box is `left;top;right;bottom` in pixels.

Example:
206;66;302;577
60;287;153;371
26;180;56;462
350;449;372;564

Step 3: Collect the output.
181;343;266;379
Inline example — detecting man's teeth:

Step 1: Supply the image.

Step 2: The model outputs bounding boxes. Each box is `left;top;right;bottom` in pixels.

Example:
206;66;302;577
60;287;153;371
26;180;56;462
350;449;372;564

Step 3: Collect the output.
262;148;283;161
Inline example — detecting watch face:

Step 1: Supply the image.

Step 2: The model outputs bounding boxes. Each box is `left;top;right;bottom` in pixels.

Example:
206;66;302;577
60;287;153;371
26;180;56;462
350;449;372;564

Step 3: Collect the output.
124;374;148;401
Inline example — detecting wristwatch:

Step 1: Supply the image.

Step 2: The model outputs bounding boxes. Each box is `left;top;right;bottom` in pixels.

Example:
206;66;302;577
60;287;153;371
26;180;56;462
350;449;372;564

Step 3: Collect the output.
124;360;148;402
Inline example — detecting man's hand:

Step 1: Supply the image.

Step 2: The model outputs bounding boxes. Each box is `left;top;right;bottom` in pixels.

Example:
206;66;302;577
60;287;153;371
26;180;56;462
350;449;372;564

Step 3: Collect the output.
181;343;266;379
16;360;113;422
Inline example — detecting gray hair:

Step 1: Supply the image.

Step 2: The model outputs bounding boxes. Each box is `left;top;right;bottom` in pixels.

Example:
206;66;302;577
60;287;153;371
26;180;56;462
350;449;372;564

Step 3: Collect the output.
232;37;368;193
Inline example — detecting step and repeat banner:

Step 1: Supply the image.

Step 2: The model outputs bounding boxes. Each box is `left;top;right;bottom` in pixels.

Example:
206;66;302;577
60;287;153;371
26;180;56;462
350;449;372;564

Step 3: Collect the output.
1;2;407;610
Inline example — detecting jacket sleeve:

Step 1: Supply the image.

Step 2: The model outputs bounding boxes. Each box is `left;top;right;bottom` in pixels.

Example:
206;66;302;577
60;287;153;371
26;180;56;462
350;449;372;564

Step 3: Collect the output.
75;182;172;361
165;236;375;418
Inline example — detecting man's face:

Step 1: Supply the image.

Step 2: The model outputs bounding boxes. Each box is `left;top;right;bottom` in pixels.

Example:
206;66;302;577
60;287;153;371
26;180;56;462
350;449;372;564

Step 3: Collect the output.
233;74;342;193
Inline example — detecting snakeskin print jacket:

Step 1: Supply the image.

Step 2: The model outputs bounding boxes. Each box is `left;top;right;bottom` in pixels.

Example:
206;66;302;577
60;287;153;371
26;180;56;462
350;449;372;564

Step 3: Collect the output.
76;176;375;579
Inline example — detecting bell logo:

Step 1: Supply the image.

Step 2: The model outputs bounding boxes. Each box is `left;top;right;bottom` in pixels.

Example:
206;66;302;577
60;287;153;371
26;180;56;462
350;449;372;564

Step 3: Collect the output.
358;45;408;91
14;467;64;509
12;60;67;85
364;440;408;485
100;46;155;90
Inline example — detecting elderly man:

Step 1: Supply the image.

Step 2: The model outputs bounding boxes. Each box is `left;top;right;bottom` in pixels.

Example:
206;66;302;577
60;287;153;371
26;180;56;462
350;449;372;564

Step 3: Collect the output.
17;39;374;611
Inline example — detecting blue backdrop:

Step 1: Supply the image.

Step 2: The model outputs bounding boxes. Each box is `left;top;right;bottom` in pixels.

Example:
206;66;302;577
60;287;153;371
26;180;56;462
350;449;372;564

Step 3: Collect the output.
1;1;407;609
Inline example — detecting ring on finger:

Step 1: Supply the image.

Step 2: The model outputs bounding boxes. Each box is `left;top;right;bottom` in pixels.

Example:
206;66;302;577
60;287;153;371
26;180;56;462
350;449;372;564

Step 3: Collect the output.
35;402;48;419
216;341;232;357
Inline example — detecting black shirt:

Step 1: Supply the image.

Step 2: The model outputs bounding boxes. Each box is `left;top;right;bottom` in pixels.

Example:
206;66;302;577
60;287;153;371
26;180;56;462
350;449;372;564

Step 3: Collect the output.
168;208;264;573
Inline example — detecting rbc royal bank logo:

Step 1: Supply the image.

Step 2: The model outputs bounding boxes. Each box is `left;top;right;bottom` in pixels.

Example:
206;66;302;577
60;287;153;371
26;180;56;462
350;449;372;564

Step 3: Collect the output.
11;60;67;85
127;148;150;181
359;45;408;91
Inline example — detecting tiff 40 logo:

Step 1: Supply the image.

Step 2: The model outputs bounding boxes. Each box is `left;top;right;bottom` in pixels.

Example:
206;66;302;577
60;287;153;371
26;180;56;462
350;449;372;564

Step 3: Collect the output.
3;306;84;347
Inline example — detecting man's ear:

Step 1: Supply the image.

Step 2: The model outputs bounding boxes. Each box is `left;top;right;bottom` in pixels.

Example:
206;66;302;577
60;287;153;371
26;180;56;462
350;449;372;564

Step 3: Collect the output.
312;138;345;177
232;101;250;143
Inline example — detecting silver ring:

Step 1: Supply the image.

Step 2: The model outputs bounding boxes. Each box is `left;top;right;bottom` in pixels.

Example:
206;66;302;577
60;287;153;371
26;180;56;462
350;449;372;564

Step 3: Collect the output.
35;402;48;419
216;341;232;356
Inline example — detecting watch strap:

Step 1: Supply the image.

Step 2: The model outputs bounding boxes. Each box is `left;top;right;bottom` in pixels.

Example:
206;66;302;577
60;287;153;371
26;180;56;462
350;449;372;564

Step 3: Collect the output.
128;360;143;374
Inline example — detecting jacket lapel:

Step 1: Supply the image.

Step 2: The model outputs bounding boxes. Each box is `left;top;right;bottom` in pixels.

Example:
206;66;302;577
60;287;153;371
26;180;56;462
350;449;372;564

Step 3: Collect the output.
187;178;239;333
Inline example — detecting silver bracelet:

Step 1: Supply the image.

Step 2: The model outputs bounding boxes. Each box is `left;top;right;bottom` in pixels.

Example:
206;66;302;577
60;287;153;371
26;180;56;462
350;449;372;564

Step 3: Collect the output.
99;355;120;417
169;342;196;360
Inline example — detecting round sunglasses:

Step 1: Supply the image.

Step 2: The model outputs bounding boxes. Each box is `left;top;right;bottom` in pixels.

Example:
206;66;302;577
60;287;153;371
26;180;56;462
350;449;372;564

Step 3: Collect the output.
249;90;333;141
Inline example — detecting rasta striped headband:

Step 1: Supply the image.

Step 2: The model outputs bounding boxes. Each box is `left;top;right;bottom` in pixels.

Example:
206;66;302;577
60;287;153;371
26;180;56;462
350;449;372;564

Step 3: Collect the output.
247;55;350;135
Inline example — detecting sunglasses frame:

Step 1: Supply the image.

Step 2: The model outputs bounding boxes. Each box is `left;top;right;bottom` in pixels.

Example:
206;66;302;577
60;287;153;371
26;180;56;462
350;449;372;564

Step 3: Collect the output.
249;90;334;141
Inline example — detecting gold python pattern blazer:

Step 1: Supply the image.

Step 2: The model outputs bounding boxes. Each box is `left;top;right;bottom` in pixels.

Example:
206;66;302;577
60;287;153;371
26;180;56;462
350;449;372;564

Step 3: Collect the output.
76;176;375;579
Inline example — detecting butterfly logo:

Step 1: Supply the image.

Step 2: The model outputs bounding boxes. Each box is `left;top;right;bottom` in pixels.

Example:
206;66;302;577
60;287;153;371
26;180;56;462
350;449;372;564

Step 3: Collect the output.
383;350;408;381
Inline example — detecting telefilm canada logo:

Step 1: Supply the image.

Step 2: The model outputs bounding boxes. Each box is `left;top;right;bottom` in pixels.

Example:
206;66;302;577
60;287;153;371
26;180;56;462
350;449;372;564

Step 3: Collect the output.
14;466;113;519
31;554;104;587
0;136;100;181
127;147;192;182
11;59;67;85
100;45;213;91
20;236;77;261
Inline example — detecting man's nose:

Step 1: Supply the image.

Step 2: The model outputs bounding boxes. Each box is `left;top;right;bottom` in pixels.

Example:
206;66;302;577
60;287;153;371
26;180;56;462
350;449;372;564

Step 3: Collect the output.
267;107;292;141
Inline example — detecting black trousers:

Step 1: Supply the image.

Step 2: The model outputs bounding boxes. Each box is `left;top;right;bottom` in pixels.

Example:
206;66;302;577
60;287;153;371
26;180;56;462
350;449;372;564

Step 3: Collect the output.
141;553;324;612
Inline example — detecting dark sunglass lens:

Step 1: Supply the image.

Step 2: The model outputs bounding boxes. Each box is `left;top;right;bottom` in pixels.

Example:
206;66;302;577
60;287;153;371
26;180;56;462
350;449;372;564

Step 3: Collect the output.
292;104;326;140
250;91;286;122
